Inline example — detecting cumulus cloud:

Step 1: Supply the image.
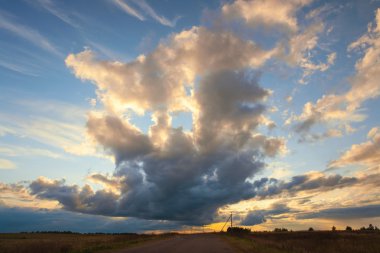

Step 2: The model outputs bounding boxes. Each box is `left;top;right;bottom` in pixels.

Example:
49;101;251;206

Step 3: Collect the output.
291;8;380;139
86;113;153;164
17;0;354;227
63;23;289;224
65;27;276;114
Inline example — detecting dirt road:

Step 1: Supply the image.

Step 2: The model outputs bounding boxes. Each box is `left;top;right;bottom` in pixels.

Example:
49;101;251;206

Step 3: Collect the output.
114;234;237;253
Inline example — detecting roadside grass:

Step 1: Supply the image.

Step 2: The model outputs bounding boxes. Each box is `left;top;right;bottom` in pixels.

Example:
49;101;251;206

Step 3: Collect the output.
222;231;380;253
0;233;175;253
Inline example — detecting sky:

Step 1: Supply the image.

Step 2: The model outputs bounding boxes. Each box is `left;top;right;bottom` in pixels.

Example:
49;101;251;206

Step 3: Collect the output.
1;0;380;233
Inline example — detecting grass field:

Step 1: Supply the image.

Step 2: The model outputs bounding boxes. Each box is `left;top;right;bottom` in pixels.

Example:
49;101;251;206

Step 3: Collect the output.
224;231;380;253
2;231;380;253
0;232;173;253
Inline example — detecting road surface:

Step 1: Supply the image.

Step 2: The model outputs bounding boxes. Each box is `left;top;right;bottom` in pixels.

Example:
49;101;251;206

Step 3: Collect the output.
115;234;237;253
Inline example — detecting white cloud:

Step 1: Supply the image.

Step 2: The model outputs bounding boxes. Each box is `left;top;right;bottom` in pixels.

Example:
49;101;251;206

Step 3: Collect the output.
0;12;61;57
112;0;178;27
0;158;16;169
0;99;101;158
112;0;145;21
291;8;380;140
0;59;38;76
0;145;63;159
330;127;380;168
63;20;289;224
131;0;179;27
66;27;277;114
36;0;80;28
221;0;311;32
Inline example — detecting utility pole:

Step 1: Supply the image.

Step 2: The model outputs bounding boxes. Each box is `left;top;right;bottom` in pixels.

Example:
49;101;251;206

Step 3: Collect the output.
220;212;234;232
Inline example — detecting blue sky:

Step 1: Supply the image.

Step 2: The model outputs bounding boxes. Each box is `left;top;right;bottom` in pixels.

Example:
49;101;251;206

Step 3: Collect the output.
1;0;380;233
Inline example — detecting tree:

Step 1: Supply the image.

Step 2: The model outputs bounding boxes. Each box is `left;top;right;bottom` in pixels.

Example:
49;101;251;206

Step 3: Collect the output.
308;227;314;231
227;227;251;234
274;228;288;232
332;226;336;231
345;226;352;231
368;224;375;230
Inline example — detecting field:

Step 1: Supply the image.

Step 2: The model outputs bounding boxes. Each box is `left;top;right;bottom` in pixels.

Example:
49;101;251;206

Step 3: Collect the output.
0;232;173;253
224;231;380;253
2;231;380;253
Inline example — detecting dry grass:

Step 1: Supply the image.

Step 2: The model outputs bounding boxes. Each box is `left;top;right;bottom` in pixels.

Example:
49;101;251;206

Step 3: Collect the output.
0;233;173;253
224;231;380;253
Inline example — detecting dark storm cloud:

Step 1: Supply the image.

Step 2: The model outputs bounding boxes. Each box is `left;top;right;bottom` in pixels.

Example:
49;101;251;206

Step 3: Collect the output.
0;205;181;233
29;171;362;225
30;69;283;225
240;202;291;226
254;173;358;198
33;0;353;227
29;178;119;216
87;114;153;164
241;211;267;226
297;204;380;220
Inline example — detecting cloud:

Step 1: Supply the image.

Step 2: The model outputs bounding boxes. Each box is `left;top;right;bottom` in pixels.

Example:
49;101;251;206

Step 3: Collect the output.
291;8;380;139
282;23;336;83
0;59;38;76
58;5;371;225
63;23;287;224
5;0;365;228
28;170;365;225
241;202;291;226
297;204;380;220
87;173;122;193
329;127;380;168
36;0;80;28
220;0;335;83
0;158;16;169
112;0;177;27
113;0;145;21
65;27;276;114
0;145;63;159
86;113;153;164
0;99;102;158
0;205;182;233
221;0;311;32
241;211;267;226
253;172;359;198
29;177;120;216
131;0;179;27
0;12;61;57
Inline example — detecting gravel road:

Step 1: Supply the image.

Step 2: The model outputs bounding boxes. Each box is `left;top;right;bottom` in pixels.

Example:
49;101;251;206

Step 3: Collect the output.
115;234;237;253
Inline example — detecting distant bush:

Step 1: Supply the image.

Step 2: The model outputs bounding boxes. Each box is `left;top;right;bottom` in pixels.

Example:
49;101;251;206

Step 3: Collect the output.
359;224;380;232
227;226;251;234
274;228;288;232
308;227;314;231
346;226;353;231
